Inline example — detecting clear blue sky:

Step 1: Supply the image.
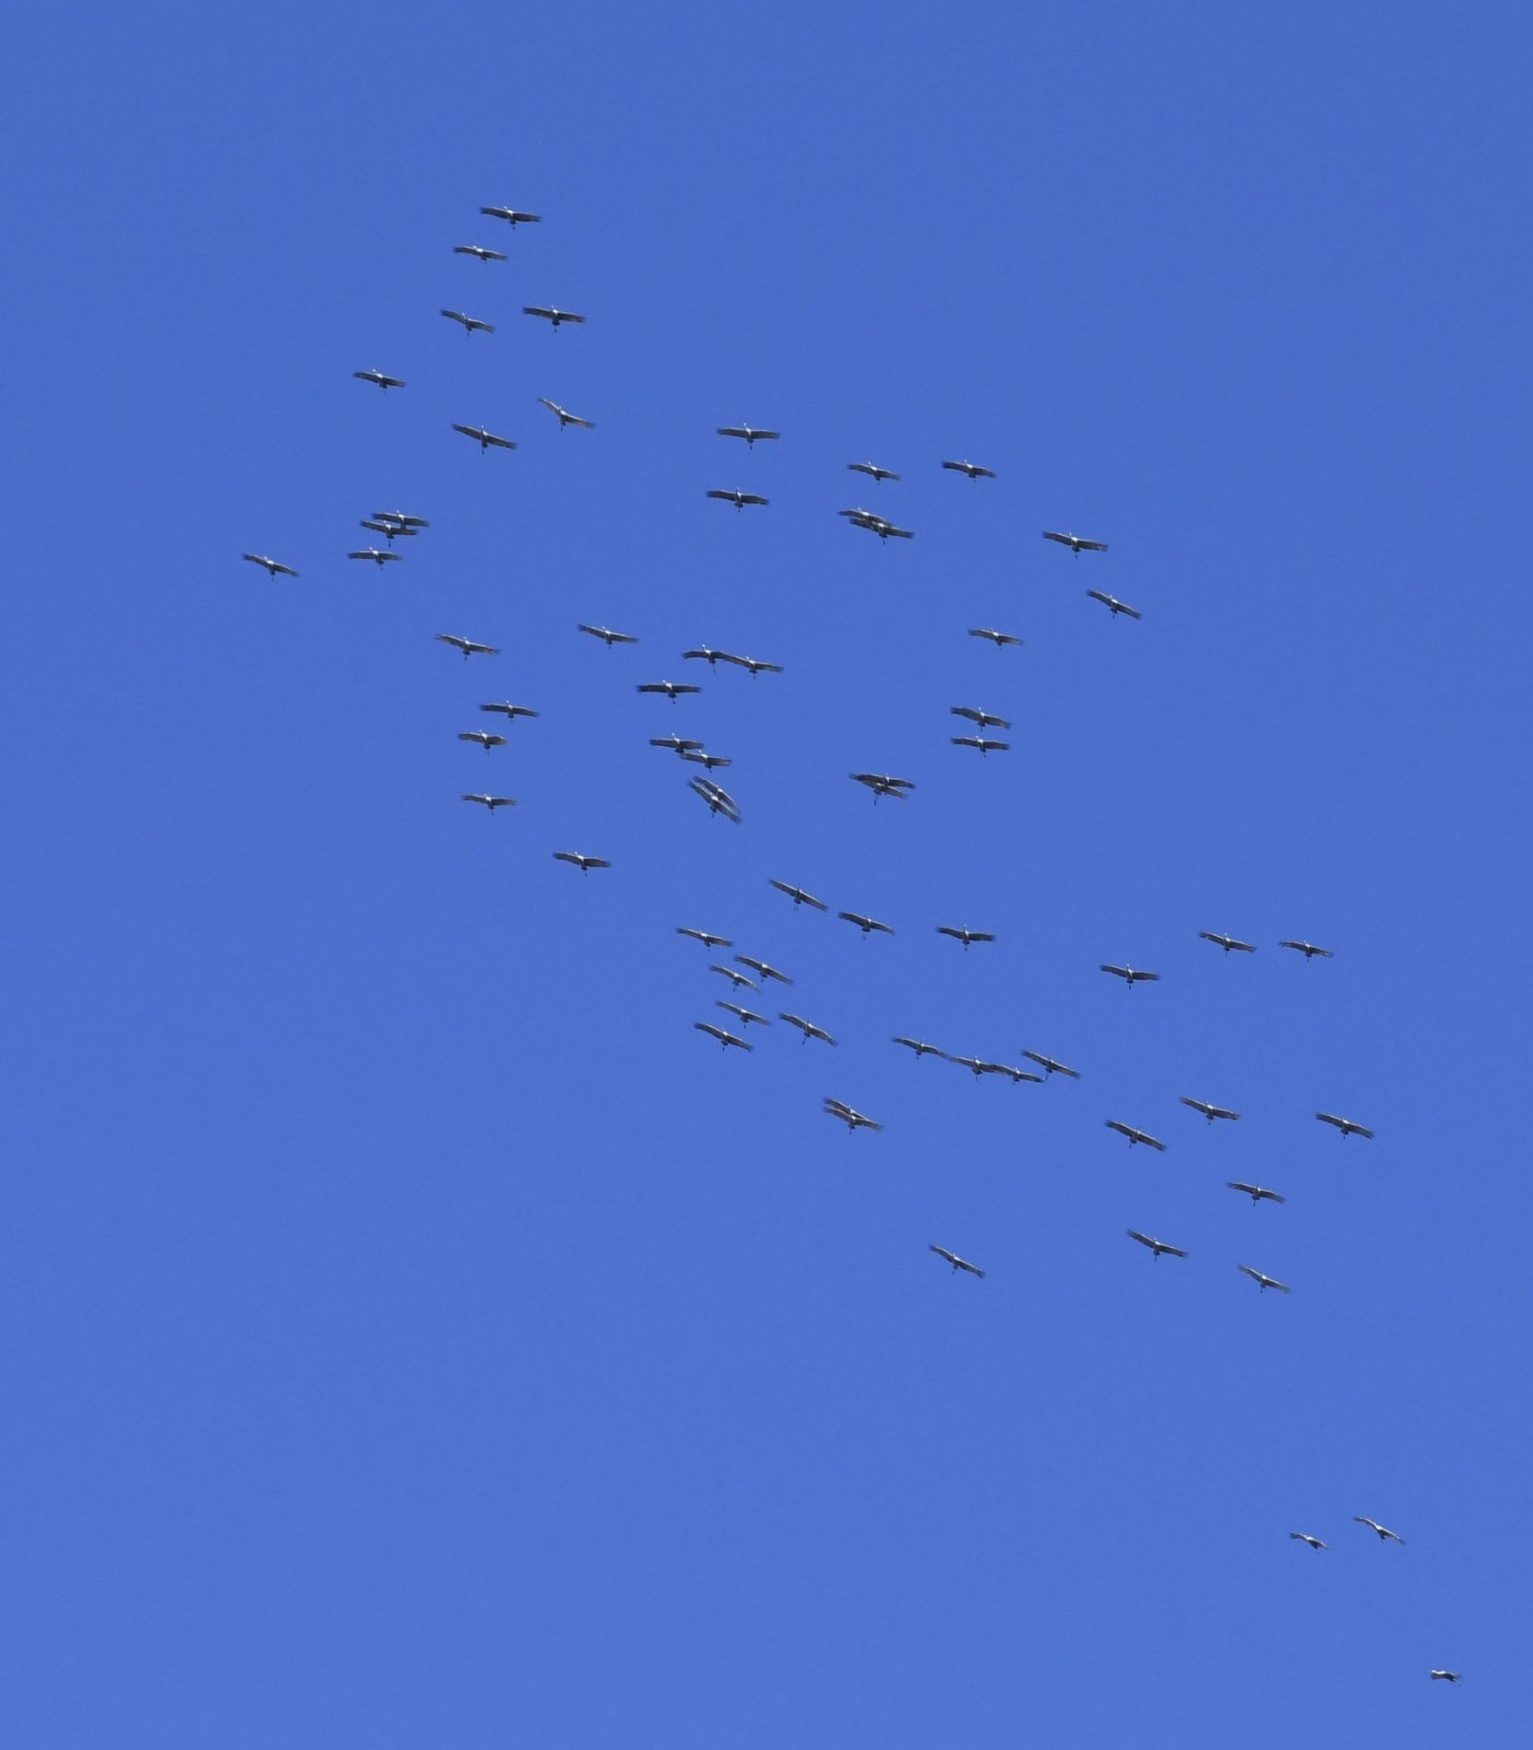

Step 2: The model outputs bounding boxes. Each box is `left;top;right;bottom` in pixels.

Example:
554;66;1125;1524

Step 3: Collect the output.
5;3;1530;1744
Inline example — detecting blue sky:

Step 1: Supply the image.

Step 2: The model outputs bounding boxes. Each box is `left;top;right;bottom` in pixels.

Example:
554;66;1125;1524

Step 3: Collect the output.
5;2;1531;1743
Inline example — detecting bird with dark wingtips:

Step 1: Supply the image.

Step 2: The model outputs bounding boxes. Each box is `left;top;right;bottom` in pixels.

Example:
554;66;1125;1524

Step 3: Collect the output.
348;547;401;567
453;422;517;452
480;205;541;226
1087;589;1142;620
780;1013;836;1045
968;627;1022;647
462;793;516;812
695;1021;751;1052
1228;1182;1285;1205
839;910;894;938
354;369;406;390
455;243;507;262
1043;530;1108;553
936;926;995;949
1107;1121;1167;1151
458;731;506;752
930;1245;985;1278
678;927;732;949
771;880;828;911
554;852;610;874
1181;1097;1241;1124
1280;939;1334;959
441;308;494;334
1024;1051;1080;1079
1317;1112;1374;1139
707;489;768;511
1101;963;1159;987
717;425;780;446
1128;1230;1187;1259
1354;1516;1404;1544
1200;931;1257;953
243;553;298;578
848;461;900;482
538;397;594;430
579;623;638;647
523;305;585;328
438;633;499;659
942;459;996;480
824;1097;881;1133
1239;1266;1290;1294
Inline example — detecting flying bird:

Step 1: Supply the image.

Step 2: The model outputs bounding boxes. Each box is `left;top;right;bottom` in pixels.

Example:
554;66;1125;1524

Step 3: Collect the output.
354;369;406;390
538;397;594;430
372;511;428;530
1101;964;1159;986
522;305;585;328
706;489;768;511
951;706;1011;730
458;731;506;751
1280;939;1334;959
838;910;894;937
480;205;541;226
650;735;703;755
848;461;900;482
1239;1266;1290;1294
936;926;995;949
990;1063;1043;1084
1228;1182;1286;1205
947;1055;991;1078
1181;1097;1241;1123
462;792;515;812
771;880;827;911
1043;530;1108;554
454;243;507;262
479;701;539;722
1429;1671;1461;1683
554;852;610;874
680;749;732;771
968;627;1022;647
851;772;916;801
717;1000;768;1028
736;955;791;985
242;553;297;578
1128;1230;1187;1259
677;927;732;949
711;964;757;992
579;623;638;647
930;1245;985;1278
688;776;740;821
942;460;996;480
1353;1517;1404;1544
453;422;516;452
951;735;1009;754
1317;1112;1374;1140
637;680;701;700
695;1021;751;1052
723;652;783;676
717;425;780;446
441;308;494;334
844;510;913;540
780;1013;835;1045
824;1097;881;1132
360;519;415;543
682;645;742;668
348;547;401;566
1023;1051;1080;1079
1289;1533;1327;1551
1106;1121;1167;1151
893;1037;946;1059
1200;931;1257;953
1087;589;1142;620
437;633;499;659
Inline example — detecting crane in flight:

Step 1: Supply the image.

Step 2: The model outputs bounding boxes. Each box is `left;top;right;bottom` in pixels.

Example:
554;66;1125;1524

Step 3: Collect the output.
454;243;507;262
968;627;1022;647
824;1097;882;1133
1290;1533;1327;1551
1087;589;1142;620
243;553;297;578
1354;1516;1404;1545
441;308;494;334
650;736;703;755
554;852;611;874
936;926;995;949
695;1021;751;1052
348;547;401;567
951;735;1009;755
1128;1230;1187;1260
951;706;1011;730
844;509;914;540
1043;530;1108;554
1181;1097;1241;1124
1280;939;1334;959
930;1245;985;1278
1239;1265;1290;1294
942;459;996;480
522;305;585;328
724;652;783;677
893;1037;946;1059
1107;1121;1167;1151
1023;1051;1080;1079
711;965;757;992
680;749;731;771
1429;1671;1462;1683
689;776;740;822
1228;1182;1285;1205
706;489;768;511
372;511;428;531
1200;931;1257;953
771;880;827;911
480;205;541;226
579;623;638;647
453;422;516;452
538;397;594;430
737;955;791;985
848;461;899;482
479;701;539;724
682;645;743;668
637;680;700;700
462;792;515;812
437;633;499;659
1101;963;1159;987
354;369;406;390
458;731;506;752
360;519;415;544
678;927;731;949
716;1000;769;1028
780;1013;835;1045
717;425;780;446
851;772;915;801
839;910;894;937
1317;1112;1374;1140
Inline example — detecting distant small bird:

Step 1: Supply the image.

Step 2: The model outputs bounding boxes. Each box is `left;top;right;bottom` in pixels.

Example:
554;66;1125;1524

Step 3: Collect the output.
844;510;914;540
737;955;791;986
354;369;406;390
1280;939;1334;959
579;623;638;647
930;1245;985;1278
893;1037;946;1059
1353;1516;1404;1545
1239;1265;1290;1294
1289;1532;1327;1551
348;547;400;566
462;792;515;812
651;735;703;755
990;1063;1043;1084
688;776;741;822
680;749;732;771
851;772;916;801
458;731;506;751
947;1055;990;1077
480;205;541;226
454;243;507;262
711;964;757;992
682;645;741;668
1101;964;1160;987
522;305;585;328
1200;931;1257;953
1128;1229;1187;1259
716;1000;768;1028
838;910;894;937
372;511;429;530
360;520;414;543
453;422;516;452
637;681;701;700
1317;1112;1374;1140
936;926;995;949
1429;1671;1461;1683
1181;1097;1241;1123
780;1013;835;1045
441;308;494;334
824;1097;881;1133
951;735;1009;755
678;927;731;949
724;652;783;677
848;461;900;482
538;397;594;430
479;701;539;723
1228;1181;1285;1205
1107;1121;1167;1151
942;460;996;480
243;553;297;578
771;880;828;911
1087;589;1142;620
1043;530;1108;554
717;425;780;446
695;1021;751;1052
554;851;610;874
951;706;1011;730
968;627;1022;647
1023;1051;1080;1079
437;633;499;659
706;489;768;511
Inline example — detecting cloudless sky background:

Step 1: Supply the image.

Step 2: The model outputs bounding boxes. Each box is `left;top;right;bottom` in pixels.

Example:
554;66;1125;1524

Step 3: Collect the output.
5;2;1532;1744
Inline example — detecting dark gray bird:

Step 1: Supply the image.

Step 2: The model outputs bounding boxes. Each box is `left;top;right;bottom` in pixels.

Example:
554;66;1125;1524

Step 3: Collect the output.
1200;931;1257;953
851;772;916;801
968;627;1022;647
455;243;507;262
1429;1671;1461;1683
717;425;780;446
637;681;701;700
711;964;757;992
1290;1533;1327;1551
243;553;298;578
951;706;1012;730
458;731;506;751
1229;1181;1286;1205
947;1055;990;1077
1317;1112;1374;1140
442;308;494;334
480;205;541;226
844;510;914;540
1280;939;1334;959
1353;1516;1404;1544
1128;1229;1187;1259
1087;589;1142;620
688;776;740;821
893;1037;946;1059
695;1021;751;1052
1043;530;1108;554
683;645;742;668
942;459;996;480
1181;1097;1241;1124
707;489;768;510
522;305;585;327
438;633;499;659
579;623;638;647
479;701;539;723
990;1063;1043;1084
462;792;516;812
360;519;415;543
839;910;894;937
650;735;704;755
848;461;900;482
771;880;828;911
930;1245;985;1278
1239;1266;1290;1294
453;422;516;452
1023;1051;1080;1079
1106;1120;1167;1151
554;851;610;874
354;369;406;390
824;1097;881;1133
538;397;594;430
936;926;995;949
780;1013;835;1045
736;955;791;986
951;735;1009;754
348;547;400;567
717;1000;768;1028
1101;963;1160;986
678;927;731;949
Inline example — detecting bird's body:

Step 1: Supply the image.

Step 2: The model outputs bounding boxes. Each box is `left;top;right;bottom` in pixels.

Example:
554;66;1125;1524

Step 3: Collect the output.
780;1013;835;1045
1290;1533;1327;1551
930;1245;985;1278
354;369;406;390
771;880;828;911
579;623;638;647
243;553;297;578
1023;1051;1080;1079
942;459;996;480
1128;1229;1188;1259
1106;1120;1167;1151
455;243;507;262
968;627;1022;647
1200;931;1257;954
1354;1516;1404;1544
848;461;900;483
441;308;494;334
462;792;515;811
480;206;541;226
1239;1266;1290;1294
1043;529;1109;554
1317;1111;1374;1140
437;633;499;660
1228;1181;1286;1205
824;1097;881;1132
458;731;506;751
523;305;585;328
1087;589;1142;620
937;926;995;949
839;910;894;937
1182;1096;1241;1123
554;851;611;873
1101;963;1160;987
538;397;594;430
453;422;516;452
951;706;1012;730
1280;939;1334;960
695;1021;751;1052
706;489;768;511
737;955;791;986
717;425;780;446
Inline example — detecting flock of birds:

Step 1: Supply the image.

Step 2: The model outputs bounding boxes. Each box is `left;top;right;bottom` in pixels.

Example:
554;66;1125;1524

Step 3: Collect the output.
240;196;1462;1691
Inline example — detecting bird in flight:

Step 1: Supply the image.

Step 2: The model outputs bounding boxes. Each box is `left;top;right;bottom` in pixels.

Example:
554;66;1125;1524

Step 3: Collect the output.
538;397;594;430
454;243;507;262
579;623;638;647
726;653;783;677
1087;589;1142;620
522;305;585;328
839;910;894;937
1317;1112;1374;1140
438;633;499;660
706;489;768;511
372;511;428;531
683;645;742;668
360;519;415;544
1023;1051;1080;1079
678;927;732;949
893;1037;946;1059
851;772;915;801
1429;1671;1461;1683
348;547;401;567
737;955;791;986
968;627;1022;647
1289;1532;1327;1551
458;731;506;752
354;369;406;390
843;509;914;540
717;999;769;1029
947;1055;991;1077
689;776;741;822
1280;939;1334;959
936;926;995;949
651;735;706;755
462;792;515;812
711;964;757;992
480;701;539;723
717;425;780;446
1101;964;1159;987
1353;1516;1404;1545
824;1097;882;1133
780;1013;835;1045
942;459;996;480
848;461;899;483
1228;1182;1285;1205
441;308;494;335
930;1245;985;1278
990;1063;1043;1084
1200;931;1257;953
242;553;297;578
554;852;611;874
771;880;827;911
951;735;1010;755
1043;530;1108;554
1107;1121;1167;1151
1128;1230;1187;1259
453;422;516;452
480;205;541;226
1181;1097;1241;1124
680;749;732;771
637;680;701;700
951;706;1011;730
695;1021;751;1052
1239;1266;1290;1294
